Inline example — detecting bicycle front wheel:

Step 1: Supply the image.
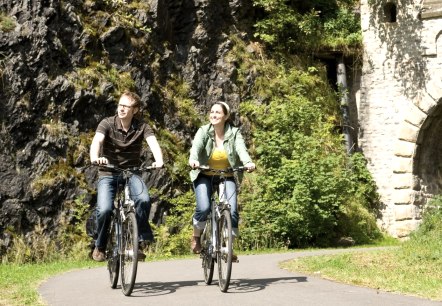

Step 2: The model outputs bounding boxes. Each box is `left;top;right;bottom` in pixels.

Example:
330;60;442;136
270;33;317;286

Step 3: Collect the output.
217;209;233;292
107;218;119;289
120;211;138;296
201;216;214;285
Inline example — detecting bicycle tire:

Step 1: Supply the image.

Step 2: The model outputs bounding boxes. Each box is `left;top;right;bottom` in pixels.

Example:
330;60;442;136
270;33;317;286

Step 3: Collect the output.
107;218;119;289
120;211;138;296
201;216;214;284
217;209;233;292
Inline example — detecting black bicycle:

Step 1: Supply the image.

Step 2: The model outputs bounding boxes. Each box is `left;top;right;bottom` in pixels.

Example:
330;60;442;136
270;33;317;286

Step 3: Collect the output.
198;166;245;292
97;164;156;296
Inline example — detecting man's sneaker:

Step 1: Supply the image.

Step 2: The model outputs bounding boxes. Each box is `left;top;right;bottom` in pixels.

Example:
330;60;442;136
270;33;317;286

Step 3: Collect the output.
92;247;105;262
232;253;239;263
137;249;146;261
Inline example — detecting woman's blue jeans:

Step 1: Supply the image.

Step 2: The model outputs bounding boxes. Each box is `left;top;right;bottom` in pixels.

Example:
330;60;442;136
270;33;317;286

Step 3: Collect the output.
192;174;239;236
95;174;153;249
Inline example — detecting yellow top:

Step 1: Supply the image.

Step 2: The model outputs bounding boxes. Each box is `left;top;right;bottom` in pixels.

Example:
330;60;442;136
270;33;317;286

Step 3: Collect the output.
206;148;233;176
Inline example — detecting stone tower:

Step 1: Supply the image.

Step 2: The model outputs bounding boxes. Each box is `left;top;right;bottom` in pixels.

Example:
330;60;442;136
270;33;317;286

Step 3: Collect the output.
358;0;442;237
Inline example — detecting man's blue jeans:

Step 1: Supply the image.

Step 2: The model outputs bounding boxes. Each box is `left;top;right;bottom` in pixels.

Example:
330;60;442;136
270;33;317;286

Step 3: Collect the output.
192;174;239;236
95;174;153;249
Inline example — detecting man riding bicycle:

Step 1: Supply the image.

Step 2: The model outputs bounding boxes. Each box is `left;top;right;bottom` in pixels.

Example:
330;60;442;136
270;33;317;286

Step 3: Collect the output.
90;91;164;262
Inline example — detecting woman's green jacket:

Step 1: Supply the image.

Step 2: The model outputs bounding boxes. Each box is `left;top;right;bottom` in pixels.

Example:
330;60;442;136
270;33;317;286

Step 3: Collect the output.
189;123;253;182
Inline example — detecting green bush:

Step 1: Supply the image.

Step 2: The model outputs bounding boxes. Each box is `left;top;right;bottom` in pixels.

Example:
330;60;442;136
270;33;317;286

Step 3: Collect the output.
151;190;194;256
400;196;442;267
237;55;381;249
253;0;361;53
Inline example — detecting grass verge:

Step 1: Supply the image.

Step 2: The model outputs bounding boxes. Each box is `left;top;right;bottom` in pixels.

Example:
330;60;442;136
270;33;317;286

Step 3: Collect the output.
280;211;442;302
280;247;442;301
0;260;104;306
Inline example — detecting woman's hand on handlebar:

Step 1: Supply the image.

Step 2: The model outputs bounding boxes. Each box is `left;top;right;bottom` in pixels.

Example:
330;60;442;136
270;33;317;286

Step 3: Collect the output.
91;157;109;165
189;160;200;169
245;162;256;172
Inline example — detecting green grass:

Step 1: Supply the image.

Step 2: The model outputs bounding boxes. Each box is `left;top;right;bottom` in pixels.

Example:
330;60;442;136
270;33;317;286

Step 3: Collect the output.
0;260;104;306
281;247;442;301
282;199;442;302
281;231;442;301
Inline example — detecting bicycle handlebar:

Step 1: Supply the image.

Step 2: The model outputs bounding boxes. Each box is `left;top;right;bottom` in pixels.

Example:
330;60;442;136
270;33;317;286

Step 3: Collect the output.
92;162;160;172
193;165;248;173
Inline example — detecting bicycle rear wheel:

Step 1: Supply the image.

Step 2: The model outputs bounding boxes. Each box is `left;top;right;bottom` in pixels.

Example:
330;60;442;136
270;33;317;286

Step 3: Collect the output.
217;209;233;292
107;218;119;289
120;211;138;296
201;216;214;284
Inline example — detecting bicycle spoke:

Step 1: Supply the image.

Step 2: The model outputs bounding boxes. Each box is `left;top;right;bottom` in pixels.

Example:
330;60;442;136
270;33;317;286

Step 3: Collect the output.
120;212;138;296
107;219;119;289
201;216;214;284
217;210;233;292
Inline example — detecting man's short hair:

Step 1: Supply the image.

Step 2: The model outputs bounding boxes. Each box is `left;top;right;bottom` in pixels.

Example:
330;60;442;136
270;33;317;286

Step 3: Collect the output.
122;91;141;108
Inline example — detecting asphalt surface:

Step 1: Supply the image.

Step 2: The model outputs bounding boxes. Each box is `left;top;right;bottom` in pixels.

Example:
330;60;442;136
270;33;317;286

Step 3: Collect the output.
39;248;442;306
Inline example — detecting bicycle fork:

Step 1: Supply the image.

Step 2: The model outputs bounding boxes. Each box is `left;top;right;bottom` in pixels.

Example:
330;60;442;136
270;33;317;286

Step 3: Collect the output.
209;199;217;259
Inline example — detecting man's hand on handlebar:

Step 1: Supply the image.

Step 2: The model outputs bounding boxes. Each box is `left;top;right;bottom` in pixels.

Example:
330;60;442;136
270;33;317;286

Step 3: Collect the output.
91;157;109;165
151;161;164;168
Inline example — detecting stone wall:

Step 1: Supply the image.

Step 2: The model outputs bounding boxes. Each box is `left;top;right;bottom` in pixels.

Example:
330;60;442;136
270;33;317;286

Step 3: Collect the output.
359;0;442;237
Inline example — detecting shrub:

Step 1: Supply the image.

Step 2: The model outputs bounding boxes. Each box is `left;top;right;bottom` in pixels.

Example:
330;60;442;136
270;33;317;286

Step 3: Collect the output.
237;54;380;249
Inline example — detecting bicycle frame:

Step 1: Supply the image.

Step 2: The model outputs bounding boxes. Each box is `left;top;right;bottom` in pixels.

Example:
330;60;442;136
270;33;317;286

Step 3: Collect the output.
198;166;245;292
114;176;136;256
209;180;230;259
95;163;156;296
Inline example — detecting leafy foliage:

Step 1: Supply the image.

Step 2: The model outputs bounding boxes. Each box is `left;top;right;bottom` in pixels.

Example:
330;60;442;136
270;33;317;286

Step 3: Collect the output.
409;196;442;246
235;48;380;248
151;191;194;256
253;0;361;53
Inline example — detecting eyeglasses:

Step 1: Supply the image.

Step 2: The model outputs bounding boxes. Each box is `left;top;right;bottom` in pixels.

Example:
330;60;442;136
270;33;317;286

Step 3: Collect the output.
118;104;133;110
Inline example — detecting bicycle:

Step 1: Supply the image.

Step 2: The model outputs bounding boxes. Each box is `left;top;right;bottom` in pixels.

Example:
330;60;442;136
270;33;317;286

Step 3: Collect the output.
197;166;245;292
94;163;156;296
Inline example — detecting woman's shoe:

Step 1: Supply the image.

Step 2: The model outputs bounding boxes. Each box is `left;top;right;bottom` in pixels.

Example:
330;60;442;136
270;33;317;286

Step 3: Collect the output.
191;236;202;254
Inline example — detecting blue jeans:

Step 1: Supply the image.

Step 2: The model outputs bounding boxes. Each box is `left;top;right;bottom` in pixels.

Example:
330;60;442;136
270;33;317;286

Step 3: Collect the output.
95;174;153;249
192;174;239;236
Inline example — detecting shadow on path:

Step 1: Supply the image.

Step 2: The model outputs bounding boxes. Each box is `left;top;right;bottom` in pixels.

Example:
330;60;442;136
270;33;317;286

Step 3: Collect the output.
131;280;199;297
130;276;308;296
229;276;308;293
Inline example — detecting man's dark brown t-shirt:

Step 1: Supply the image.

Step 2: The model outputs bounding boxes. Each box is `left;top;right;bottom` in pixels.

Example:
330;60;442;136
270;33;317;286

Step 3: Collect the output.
96;115;154;175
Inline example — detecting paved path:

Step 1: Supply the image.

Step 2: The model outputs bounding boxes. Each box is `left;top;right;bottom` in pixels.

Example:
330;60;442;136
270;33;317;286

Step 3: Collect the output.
39;248;442;306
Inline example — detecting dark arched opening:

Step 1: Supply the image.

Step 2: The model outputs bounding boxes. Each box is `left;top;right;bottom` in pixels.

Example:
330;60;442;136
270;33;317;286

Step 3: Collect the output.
383;2;397;23
415;102;442;203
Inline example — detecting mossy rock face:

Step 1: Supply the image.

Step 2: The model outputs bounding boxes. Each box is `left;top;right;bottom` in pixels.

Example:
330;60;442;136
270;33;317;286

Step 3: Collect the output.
0;0;254;256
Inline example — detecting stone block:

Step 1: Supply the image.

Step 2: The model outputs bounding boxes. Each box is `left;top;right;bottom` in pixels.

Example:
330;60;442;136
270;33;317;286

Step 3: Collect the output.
416;92;437;114
395;220;421;238
392;173;413;189
392;157;413;173
391;189;413;204
394;140;415;157
404;105;428;127
425;78;442;102
398;122;419;142
394;204;414;221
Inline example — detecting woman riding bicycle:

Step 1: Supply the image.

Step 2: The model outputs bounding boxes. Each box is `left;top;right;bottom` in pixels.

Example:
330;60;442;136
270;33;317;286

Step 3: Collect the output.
188;101;255;257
